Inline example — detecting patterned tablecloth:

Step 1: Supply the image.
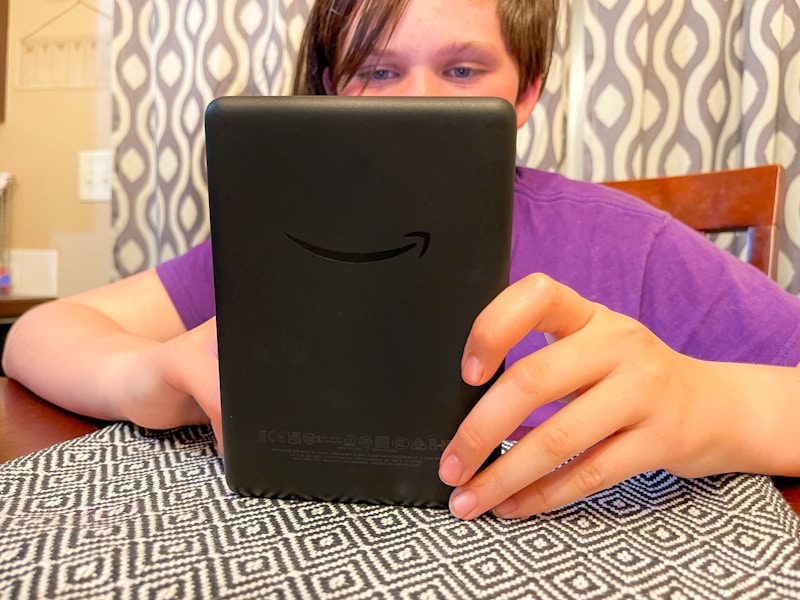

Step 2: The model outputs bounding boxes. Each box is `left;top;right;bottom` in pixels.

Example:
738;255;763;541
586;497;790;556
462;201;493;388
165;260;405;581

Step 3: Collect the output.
1;423;799;599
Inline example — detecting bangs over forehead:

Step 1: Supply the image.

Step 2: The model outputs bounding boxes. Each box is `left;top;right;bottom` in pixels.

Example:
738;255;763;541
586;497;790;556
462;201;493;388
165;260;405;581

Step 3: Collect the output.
293;0;410;95
293;0;558;96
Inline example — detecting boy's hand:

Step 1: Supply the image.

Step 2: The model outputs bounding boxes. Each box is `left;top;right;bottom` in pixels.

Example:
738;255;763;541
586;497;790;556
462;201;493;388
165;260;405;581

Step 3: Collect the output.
121;318;223;453
439;273;795;519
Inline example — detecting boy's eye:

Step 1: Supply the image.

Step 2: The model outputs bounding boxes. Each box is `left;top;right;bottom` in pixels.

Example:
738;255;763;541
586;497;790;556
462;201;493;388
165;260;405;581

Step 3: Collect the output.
356;67;396;82
446;66;475;78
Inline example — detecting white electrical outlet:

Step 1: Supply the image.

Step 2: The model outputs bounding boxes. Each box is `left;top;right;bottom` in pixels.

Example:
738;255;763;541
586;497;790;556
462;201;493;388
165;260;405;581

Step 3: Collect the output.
79;150;112;202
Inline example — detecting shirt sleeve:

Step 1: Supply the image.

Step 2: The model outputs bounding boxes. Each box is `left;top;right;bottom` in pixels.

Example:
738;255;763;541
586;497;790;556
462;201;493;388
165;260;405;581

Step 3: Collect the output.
639;218;800;366
155;240;216;330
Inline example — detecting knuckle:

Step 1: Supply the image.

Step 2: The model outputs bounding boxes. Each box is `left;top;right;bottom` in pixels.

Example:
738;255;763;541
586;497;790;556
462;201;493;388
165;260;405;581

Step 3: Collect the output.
612;313;655;350
602;312;671;385
477;465;515;502
536;422;574;460
572;462;606;496
522;486;551;515
505;359;547;398
524;273;560;308
636;360;670;390
455;420;488;457
470;313;502;352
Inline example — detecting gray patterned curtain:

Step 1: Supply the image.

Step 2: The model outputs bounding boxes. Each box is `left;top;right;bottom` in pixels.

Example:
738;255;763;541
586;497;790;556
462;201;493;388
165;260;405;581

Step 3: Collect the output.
111;0;313;277
575;0;800;291
111;0;800;292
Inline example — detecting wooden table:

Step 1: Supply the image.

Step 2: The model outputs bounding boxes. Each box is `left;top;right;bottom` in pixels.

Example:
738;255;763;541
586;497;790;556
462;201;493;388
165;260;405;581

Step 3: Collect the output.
1;376;798;515
774;476;800;515
0;294;55;376
0;294;55;320
0;377;103;461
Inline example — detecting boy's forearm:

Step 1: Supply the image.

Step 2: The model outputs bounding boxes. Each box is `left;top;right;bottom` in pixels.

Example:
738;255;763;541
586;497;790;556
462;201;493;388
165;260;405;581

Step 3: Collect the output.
2;300;160;421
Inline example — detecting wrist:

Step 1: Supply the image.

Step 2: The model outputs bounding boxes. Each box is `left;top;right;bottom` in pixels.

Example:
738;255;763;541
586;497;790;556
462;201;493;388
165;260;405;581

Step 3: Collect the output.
721;363;800;476
95;339;162;423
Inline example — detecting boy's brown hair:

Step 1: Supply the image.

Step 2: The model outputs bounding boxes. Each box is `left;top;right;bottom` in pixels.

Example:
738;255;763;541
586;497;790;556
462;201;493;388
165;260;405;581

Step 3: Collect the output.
293;0;559;97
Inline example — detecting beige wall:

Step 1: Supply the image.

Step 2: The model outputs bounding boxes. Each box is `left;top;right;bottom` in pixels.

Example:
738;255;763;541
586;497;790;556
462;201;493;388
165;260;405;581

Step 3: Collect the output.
0;0;112;297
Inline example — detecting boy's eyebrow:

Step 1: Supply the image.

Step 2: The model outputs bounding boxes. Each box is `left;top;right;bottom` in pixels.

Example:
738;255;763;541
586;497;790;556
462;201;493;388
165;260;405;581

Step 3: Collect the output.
365;41;503;62
437;41;504;55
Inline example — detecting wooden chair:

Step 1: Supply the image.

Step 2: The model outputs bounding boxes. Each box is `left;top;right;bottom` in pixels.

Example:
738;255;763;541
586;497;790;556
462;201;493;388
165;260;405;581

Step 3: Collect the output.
601;165;785;280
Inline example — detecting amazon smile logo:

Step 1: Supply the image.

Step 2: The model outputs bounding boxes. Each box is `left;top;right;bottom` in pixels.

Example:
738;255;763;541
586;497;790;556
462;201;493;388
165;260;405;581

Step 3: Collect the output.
284;231;431;264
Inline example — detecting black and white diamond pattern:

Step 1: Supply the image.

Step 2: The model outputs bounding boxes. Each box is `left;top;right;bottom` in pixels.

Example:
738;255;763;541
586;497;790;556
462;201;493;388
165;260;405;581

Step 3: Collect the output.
1;423;798;599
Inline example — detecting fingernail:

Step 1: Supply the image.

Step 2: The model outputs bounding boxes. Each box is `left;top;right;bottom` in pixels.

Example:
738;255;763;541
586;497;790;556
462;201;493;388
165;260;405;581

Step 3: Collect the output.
492;497;519;519
462;354;484;385
449;489;477;519
439;453;462;485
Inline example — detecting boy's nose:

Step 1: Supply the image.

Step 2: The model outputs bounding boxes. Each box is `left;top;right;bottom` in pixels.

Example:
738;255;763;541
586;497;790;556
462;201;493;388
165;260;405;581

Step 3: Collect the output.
398;72;445;96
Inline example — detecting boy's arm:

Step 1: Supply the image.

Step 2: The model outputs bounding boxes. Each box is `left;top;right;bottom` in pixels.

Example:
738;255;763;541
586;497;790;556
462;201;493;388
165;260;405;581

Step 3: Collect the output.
1;270;222;445
439;273;800;520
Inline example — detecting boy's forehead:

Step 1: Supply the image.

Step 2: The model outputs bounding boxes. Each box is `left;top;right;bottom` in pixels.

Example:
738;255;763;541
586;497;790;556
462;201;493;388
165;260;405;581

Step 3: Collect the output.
346;0;504;48
333;0;517;88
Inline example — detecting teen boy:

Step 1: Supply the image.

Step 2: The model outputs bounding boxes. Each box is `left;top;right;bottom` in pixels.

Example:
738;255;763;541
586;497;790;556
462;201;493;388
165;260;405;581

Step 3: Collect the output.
4;0;800;521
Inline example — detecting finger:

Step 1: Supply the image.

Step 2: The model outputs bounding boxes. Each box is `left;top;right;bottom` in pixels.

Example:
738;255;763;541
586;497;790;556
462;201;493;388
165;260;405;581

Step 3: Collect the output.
492;429;662;518
462;274;600;386
445;379;640;519
441;322;622;488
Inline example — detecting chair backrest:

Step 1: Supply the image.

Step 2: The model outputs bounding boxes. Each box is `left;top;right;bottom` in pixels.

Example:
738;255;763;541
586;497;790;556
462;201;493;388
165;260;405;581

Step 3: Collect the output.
602;165;784;280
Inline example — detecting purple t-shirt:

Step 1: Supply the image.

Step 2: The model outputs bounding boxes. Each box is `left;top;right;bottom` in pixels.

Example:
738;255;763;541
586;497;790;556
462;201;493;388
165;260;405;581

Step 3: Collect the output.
157;167;800;425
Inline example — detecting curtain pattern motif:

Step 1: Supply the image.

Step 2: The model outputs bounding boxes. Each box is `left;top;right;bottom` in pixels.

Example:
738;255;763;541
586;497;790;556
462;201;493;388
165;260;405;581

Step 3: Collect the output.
579;0;800;290
111;0;800;292
111;0;313;277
